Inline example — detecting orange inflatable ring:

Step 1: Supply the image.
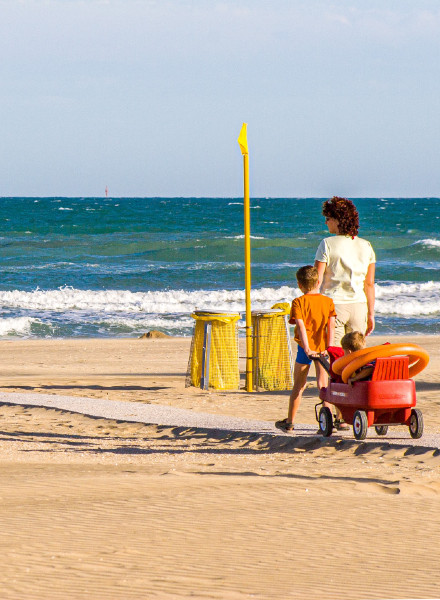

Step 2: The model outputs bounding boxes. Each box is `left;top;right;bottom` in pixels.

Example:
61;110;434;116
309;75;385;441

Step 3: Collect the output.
332;343;429;384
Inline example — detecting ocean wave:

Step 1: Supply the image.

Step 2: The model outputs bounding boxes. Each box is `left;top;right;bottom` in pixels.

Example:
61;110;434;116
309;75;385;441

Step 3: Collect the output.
0;286;298;315
411;239;440;249
0;281;438;323
379;259;440;272
0;262;79;272
0;316;39;336
224;235;266;240
0;261;246;275
103;315;195;329
186;261;242;271
375;281;440;316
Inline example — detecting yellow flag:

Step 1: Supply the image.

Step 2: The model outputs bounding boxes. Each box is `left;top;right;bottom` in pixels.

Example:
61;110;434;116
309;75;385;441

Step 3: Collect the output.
237;122;248;155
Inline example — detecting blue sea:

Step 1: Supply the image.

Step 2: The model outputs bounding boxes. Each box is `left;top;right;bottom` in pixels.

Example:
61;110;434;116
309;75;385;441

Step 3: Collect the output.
0;197;439;338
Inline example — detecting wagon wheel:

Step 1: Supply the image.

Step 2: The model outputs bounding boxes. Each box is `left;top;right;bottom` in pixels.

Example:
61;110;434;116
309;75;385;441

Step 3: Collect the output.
318;407;333;437
353;410;368;440
409;408;424;439
375;425;388;436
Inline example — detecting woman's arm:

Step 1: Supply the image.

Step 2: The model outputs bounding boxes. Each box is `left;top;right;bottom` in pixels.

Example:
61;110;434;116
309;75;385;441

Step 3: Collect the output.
314;260;326;290
327;315;335;348
364;263;375;336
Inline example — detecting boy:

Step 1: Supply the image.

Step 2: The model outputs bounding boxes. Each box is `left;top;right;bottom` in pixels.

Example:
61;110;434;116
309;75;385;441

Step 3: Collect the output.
340;331;375;382
341;331;366;353
275;265;336;432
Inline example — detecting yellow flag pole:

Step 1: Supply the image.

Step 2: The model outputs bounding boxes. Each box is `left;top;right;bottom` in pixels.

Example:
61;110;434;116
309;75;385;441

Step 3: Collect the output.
237;123;253;392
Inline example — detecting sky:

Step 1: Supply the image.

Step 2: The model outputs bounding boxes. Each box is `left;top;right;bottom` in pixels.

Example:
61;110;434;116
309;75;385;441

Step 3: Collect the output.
1;0;440;198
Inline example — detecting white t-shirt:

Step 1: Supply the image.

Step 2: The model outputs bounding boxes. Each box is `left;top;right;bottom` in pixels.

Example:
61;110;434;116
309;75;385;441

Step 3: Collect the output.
314;235;376;304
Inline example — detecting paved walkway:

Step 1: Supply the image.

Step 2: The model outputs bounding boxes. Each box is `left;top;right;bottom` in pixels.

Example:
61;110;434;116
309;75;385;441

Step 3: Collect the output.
1;391;439;450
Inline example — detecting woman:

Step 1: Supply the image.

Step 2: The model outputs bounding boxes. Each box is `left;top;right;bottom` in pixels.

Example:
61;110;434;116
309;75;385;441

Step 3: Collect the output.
314;196;376;345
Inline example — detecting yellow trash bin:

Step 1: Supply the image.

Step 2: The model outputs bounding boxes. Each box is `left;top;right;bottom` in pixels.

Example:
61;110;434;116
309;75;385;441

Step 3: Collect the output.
186;311;241;390
252;302;294;391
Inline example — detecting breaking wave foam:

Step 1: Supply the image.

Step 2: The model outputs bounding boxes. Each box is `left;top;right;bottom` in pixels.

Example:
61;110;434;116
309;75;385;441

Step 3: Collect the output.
375;281;440;315
0;281;439;319
0;285;297;315
412;238;440;249
0;316;38;336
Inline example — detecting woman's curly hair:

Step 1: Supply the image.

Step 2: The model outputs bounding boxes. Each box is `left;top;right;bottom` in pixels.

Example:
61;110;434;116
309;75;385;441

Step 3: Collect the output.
322;196;359;237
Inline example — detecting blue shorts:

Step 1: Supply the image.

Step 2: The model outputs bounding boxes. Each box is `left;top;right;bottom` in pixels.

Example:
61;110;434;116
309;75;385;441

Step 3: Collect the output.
296;345;312;366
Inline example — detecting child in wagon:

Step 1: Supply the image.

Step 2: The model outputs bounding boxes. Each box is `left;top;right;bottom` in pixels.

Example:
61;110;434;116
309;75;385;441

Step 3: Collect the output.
340;331;376;383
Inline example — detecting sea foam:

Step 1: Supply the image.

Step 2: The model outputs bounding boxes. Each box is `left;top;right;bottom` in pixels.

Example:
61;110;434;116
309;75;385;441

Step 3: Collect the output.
0;316;38;336
375;281;440;315
412;239;440;249
0;286;297;315
0;282;439;318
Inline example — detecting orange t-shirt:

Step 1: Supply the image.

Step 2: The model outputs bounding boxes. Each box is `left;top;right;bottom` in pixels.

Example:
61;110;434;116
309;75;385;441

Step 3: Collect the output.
289;294;336;352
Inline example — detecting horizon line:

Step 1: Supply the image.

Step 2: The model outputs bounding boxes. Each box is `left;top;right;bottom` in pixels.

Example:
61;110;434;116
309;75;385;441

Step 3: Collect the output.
0;195;439;200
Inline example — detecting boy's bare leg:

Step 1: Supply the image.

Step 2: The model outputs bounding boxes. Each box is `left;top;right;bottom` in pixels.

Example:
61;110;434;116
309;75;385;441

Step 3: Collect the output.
287;362;310;424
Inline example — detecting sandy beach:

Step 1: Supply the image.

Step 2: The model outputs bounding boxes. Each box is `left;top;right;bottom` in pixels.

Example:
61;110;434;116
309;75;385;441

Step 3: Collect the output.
1;334;440;599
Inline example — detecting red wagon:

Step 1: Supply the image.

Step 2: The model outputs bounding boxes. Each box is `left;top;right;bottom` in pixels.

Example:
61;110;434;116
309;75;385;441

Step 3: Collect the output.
315;343;429;440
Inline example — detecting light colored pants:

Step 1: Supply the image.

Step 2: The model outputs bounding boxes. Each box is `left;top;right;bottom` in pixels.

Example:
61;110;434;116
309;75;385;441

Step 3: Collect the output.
333;303;368;346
